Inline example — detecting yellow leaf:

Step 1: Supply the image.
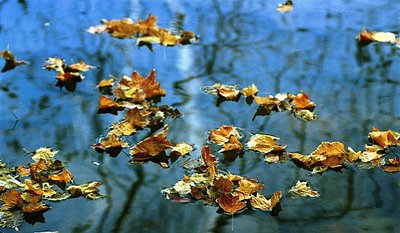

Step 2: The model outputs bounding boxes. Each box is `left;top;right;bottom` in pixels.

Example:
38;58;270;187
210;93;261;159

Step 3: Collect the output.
289;181;320;197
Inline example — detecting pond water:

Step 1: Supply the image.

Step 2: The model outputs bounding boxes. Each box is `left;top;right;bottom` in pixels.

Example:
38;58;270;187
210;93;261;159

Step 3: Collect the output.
0;0;399;232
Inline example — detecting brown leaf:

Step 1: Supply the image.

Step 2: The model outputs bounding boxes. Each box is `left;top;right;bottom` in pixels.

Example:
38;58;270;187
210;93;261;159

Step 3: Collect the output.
31;147;58;161
368;128;400;149
219;135;244;152
209;125;241;145
201;146;218;179
22;200;50;213
289;181;320;197
98;78;114;88
108;121;137;137
357;28;397;45
92;134;129;157
311;142;346;168
16;166;30;178
68;60;94;72
241;84;259;98
234;178;264;200
125;108;150;128
360;144;385;162
203;83;240;100
97;95;126;115
246;134;286;154
1;189;23;210
277;0;293;13
48;169;73;183
250;192;282;211
216;193;246;214
214;176;234;193
381;158;400;173
0;49;28;73
170;142;193;156
130;125;172;161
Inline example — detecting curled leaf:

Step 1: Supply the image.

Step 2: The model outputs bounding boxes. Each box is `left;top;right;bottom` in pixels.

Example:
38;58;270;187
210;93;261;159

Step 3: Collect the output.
246;134;286;154
0;49;28;73
289;181;320;197
250;191;282;211
66;181;102;200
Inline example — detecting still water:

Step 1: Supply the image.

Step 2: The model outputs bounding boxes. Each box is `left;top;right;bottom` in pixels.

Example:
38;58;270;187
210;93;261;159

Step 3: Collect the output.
0;0;399;232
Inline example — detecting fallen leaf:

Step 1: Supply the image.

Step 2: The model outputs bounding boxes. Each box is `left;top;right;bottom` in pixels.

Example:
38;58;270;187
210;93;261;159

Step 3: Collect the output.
214;176;234;193
92;134;129;157
31;147;58;161
201;146;218;179
289;181;320;197
209;125;241;145
203;83;241;100
368;128;400;149
357;28;397;45
219;135;244;153
360;144;385;162
288;91;315;110
68;60;94;72
250;192;282;211
48;169;73;183
311;142;346;168
130;125;172;161
15;166;30;178
216;193;246;214
234;178;264;200
98;78;115;88
22;199;50;213
97;95;126;115
241;84;259;98
381;158;400;173
246;134;286;154
1;189;23;210
0;50;28;73
66;181;102;200
277;0;293;13
170;142;193;156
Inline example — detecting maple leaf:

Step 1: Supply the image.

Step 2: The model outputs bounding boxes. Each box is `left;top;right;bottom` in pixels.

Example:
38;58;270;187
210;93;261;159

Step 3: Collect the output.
216;193;246;214
92;134;129;157
0;50;28;73
241;84;259;98
250;192;282;211
170;142;193;156
289;181;320;197
1;189;23;211
277;0;293;13
288;91;315;110
368;128;400;149
66;181;102;200
97;95;126;115
130;125;172;161
246;134;287;154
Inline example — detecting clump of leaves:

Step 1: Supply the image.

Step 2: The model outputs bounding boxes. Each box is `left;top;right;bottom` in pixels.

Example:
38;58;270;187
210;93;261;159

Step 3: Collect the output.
87;14;199;50
203;83;316;121
162;146;282;214
93;69;188;164
0;147;102;229
0;50;28;73
43;58;94;92
277;0;294;13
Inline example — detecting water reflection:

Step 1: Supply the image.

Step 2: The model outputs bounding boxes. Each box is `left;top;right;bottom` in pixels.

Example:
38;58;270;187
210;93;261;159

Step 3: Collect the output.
0;0;399;232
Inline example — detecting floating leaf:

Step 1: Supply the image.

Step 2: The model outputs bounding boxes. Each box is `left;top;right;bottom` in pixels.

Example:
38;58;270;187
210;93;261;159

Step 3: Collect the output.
98;77;115;88
250;192;282;211
219;135;244;153
209;125;241;145
277;0;293;13
246;134;286;154
97;95;126;115
170;142;193;156
289;181;320;197
203;83;241;100
31;147;58;161
66;181;102;200
0;50;28;73
359;144;385;163
381;158;400;173
368;128;400;149
92;134;128;157
1;189;23;211
234;178;264;201
130;125;172;161
241;84;259;98
216;193;246;214
48;169;73;183
357;28;397;45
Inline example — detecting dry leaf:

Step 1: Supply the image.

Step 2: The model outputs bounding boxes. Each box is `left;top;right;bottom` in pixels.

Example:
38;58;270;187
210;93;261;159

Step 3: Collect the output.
48;169;73;183
214;176;234;193
381;158;400;173
31;147;58;161
234;178;264;200
241;84;259;98
289;181;320;197
92;134;129;157
246;134;286;154
97;95;126;115
219;135;244;153
130;125;172;161
201;146;218;179
250;192;282;211
203;83;241;100
311;142;346;168
15;166;30;178
216;193;246;214
98;78;114;88
0;49;28;73
357;28;397;45
289;91;315;110
66;181;102;200
360;144;385;162
368;128;400;149
277;0;293;13
209;125;241;145
170;142;193;156
1;189;23;210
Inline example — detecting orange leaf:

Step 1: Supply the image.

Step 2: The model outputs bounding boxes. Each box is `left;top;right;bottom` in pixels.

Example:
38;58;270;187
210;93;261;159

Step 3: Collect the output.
49;169;73;183
289;91;315;110
68;60;93;72
219;135;244;152
216;193;246;214
130;125;172;161
277;0;293;13
360;144;385;162
241;84;259;98
209;125;240;145
97;95;125;115
368;128;400;149
1;189;23;210
92;134;129;157
289;181;320;197
201;146;218;179
311;142;346;168
0;49;28;73
16;166;30;178
234;178;264;200
246;134;286;154
98;78;114;88
214;176;234;193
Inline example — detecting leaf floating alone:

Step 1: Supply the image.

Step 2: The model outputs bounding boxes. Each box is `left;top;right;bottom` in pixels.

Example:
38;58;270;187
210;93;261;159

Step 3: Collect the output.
66;181;103;200
250;192;282;211
0;50;28;73
203;83;241;101
277;0;294;13
87;14;199;49
43;58;94;92
289;181;320;197
246;134;287;154
357;28;397;46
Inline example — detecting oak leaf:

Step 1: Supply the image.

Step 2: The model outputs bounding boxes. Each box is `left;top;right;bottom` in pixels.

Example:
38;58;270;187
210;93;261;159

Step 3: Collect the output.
289;181;320;197
250;192;282;211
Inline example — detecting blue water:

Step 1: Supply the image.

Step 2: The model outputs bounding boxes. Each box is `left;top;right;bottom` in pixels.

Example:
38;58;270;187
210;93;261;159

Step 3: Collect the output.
0;1;399;232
